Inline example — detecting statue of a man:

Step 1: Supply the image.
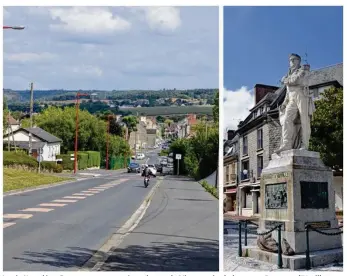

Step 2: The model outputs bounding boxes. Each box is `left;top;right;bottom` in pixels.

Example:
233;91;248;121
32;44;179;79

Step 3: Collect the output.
276;54;315;154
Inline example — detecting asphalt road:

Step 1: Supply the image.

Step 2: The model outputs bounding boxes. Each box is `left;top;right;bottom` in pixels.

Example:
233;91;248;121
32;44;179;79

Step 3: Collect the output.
100;175;219;271
3;172;158;271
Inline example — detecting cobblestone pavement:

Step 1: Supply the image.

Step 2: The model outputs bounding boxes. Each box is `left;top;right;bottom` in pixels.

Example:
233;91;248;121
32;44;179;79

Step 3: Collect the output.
224;225;343;271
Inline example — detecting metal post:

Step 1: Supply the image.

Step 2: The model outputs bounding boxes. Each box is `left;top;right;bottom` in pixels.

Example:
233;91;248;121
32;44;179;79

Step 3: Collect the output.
74;94;79;174
29;82;34;156
38;148;42;174
277;225;283;269
238;221;242;257
305;226;311;270
177;159;180;175
244;220;248;246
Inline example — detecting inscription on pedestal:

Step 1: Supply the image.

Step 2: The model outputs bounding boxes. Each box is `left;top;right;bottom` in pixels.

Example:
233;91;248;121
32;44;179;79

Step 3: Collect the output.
265;220;285;231
265;182;287;209
300;181;329;209
305;221;331;229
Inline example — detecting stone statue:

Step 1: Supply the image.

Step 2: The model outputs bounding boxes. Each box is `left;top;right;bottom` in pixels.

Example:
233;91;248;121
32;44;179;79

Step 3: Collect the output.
282;238;295;256
276;53;315;154
257;233;278;253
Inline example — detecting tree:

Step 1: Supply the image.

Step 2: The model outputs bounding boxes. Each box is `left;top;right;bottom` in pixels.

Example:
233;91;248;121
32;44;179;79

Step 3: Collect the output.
109;118;124;137
122;115;138;140
212;90;219;124
309;87;343;171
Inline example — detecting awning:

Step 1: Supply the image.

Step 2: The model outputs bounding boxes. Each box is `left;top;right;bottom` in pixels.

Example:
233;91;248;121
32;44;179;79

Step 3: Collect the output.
225;188;237;194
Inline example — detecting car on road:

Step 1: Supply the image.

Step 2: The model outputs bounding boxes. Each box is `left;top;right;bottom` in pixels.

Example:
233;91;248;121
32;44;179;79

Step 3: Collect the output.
136;153;145;160
127;163;141;173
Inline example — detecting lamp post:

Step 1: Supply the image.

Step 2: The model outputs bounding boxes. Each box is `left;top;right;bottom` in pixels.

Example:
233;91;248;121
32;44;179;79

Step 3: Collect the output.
74;92;89;174
3;25;25;30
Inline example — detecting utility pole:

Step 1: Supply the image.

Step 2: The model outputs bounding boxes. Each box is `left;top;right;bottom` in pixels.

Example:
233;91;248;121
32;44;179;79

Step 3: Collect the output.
106;116;110;170
28;82;34;156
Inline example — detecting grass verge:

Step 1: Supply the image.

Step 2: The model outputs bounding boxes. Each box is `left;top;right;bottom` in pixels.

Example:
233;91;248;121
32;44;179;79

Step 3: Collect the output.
200;180;218;199
3;168;72;192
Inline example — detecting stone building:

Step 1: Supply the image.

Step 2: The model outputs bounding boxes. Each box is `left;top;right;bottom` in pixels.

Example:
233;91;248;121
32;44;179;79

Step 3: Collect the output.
236;63;343;217
223;131;239;214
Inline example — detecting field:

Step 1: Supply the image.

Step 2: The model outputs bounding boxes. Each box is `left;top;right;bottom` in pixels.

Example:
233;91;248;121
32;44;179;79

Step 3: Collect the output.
119;105;213;116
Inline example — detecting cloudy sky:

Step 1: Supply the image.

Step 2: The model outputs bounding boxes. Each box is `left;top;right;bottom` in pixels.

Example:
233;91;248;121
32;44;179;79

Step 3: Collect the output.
223;6;343;131
3;6;218;90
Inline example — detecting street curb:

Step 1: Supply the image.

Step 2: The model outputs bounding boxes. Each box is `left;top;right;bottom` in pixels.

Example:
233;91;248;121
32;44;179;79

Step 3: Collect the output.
79;176;164;271
3;178;80;197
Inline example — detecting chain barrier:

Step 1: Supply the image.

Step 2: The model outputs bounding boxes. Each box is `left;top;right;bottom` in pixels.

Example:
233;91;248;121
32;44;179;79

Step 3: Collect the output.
305;224;343;270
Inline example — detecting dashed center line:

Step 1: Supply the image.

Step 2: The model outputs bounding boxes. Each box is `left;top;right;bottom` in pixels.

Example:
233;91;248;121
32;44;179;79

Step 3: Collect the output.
3;222;16;228
39;203;67;207
21;208;54;212
52;199;78;203
3;214;33;219
63;196;86;199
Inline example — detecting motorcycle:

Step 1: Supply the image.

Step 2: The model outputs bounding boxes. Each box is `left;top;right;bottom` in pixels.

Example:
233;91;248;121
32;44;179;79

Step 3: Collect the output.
144;176;150;188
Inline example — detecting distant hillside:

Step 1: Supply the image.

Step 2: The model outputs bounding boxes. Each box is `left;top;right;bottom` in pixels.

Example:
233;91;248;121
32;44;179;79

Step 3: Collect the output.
3;88;217;103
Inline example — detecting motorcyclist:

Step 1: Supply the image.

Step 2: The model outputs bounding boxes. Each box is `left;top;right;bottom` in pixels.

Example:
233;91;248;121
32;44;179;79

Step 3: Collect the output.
142;164;150;178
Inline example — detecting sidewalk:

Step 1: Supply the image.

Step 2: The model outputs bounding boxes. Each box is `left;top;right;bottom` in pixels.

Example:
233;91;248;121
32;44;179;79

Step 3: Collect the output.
100;176;219;271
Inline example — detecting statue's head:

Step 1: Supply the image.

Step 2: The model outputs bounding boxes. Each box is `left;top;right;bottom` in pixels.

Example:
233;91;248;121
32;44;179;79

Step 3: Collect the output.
289;53;301;69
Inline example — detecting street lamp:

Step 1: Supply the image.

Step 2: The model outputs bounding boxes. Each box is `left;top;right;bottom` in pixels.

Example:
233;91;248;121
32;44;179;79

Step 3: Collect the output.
3;26;25;30
74;92;89;174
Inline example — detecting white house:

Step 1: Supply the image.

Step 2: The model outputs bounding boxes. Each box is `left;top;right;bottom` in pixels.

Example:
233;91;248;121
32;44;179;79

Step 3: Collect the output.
4;114;21;135
3;127;62;162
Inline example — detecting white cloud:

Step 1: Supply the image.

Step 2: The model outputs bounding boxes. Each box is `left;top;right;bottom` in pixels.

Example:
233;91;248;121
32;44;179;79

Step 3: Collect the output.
144;7;181;32
48;7;131;34
4;8;10;19
223;86;254;130
5;52;56;62
71;65;103;77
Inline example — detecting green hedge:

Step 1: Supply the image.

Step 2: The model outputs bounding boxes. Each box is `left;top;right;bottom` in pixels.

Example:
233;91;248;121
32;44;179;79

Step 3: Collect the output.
57;154;74;170
85;151;101;167
3;151;38;169
41;161;63;173
78;153;89;170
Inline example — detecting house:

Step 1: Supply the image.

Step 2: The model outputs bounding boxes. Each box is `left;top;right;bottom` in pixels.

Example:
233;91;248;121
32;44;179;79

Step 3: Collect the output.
234;63;343;217
4;114;21;135
223;130;239;214
146;129;157;147
3;127;62;161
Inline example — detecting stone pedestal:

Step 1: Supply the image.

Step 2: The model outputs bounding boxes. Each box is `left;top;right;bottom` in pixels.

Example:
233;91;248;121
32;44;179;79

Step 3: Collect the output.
258;149;342;254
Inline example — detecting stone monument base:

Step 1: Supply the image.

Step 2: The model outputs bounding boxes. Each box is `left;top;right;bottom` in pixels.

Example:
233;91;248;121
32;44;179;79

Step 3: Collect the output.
245;246;343;270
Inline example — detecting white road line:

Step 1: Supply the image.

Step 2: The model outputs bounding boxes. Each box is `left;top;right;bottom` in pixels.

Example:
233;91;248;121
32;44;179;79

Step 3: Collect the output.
3;222;16;228
21;208;54;212
39;203;67;207
63;196;86;199
83;190;99;193
73;193;94;196
3;214;33;219
52;199;78;203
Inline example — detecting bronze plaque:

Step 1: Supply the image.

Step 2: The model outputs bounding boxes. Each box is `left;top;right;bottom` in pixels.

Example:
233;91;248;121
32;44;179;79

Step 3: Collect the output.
265;182;287;209
265;220;285;231
300;181;329;209
305;221;331;229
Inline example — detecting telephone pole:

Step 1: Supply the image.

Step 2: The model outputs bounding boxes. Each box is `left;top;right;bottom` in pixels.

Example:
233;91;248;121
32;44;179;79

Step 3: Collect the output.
28;82;34;156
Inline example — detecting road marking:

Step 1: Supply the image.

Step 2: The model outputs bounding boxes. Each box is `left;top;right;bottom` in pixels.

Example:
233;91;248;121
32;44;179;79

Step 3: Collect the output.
39;203;67;207
91;188;107;191
99;184;116;187
63;196;86;199
3;222;16;228
52;199;78;203
88;189;104;191
21;207;54;212
73;193;94;196
83;190;100;194
3;214;33;219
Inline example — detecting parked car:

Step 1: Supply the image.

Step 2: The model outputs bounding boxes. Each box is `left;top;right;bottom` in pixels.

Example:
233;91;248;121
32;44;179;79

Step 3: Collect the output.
128;163;141;173
136;153;145;160
155;164;163;173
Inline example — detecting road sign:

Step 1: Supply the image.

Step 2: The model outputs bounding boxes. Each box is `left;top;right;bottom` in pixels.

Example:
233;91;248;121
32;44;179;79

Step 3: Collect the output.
176;154;182;160
37;155;43;162
70;158;75;161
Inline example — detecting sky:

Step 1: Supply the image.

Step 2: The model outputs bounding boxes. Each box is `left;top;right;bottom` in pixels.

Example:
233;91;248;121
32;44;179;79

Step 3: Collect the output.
3;6;218;90
223;6;343;131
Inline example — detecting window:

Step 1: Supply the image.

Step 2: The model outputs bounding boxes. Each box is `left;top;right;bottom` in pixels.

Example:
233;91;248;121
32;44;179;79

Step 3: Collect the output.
244;188;252;208
226;166;230;183
243;136;248;155
257;155;263;178
241;160;249;180
257;128;263;149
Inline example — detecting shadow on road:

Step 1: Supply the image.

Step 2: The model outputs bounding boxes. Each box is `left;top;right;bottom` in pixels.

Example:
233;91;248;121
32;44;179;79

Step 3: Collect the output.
11;239;218;271
102;240;219;271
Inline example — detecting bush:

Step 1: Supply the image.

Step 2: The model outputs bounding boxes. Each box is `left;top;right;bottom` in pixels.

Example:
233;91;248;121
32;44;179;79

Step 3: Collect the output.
3;151;38;169
200;180;218;199
159;150;169;156
57;154;74;170
40;161;63;173
78;153;89;170
85;151;101;167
